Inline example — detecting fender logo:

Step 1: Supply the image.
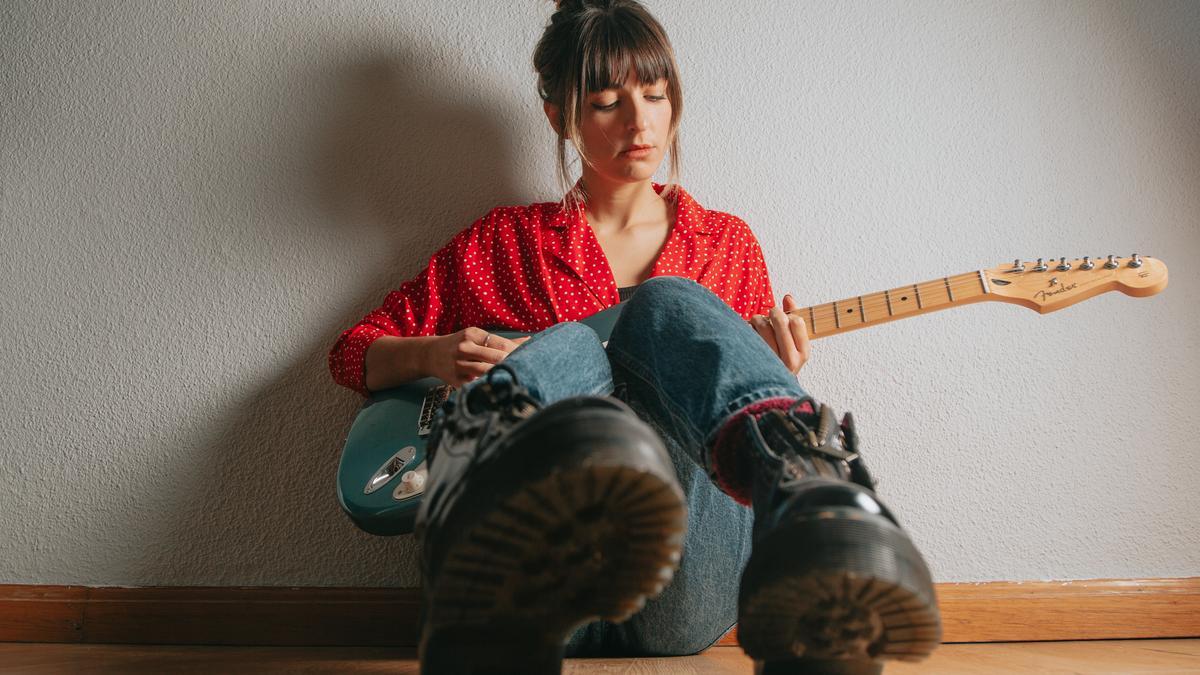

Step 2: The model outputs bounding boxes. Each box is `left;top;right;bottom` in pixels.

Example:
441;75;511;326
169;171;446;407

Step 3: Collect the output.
1035;282;1077;302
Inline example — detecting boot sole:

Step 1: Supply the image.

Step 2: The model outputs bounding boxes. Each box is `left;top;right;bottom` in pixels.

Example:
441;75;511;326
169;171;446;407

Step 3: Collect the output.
739;509;942;675
421;407;687;674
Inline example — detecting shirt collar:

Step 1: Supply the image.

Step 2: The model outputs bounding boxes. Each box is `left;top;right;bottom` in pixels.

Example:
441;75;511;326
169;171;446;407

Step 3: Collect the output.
543;182;714;235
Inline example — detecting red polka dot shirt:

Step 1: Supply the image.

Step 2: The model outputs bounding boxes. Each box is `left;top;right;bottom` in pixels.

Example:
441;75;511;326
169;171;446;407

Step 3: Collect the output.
329;183;776;396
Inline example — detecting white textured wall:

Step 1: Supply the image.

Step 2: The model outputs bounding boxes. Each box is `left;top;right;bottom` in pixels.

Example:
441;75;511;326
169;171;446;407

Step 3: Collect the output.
2;1;1197;588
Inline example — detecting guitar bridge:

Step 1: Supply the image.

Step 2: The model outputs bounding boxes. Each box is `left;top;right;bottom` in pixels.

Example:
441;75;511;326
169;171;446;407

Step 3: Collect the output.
418;385;454;436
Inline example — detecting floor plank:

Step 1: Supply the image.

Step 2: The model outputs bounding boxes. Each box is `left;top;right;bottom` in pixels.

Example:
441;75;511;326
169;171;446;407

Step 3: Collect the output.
0;640;1196;674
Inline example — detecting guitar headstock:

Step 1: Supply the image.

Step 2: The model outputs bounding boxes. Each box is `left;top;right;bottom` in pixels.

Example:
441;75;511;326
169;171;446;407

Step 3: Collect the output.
984;255;1167;314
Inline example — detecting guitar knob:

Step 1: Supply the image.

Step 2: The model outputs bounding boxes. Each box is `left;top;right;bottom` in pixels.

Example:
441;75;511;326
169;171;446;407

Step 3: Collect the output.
1006;259;1026;273
1104;254;1119;269
1055;257;1071;271
401;471;425;491
1080;256;1095;270
1032;258;1048;272
1127;253;1143;268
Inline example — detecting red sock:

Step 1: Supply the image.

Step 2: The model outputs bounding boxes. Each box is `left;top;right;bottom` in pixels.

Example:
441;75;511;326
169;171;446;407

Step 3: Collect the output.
709;397;814;506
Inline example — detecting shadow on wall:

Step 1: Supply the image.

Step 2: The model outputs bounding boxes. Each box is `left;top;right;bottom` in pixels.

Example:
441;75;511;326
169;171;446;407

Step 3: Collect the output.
316;50;524;246
117;46;521;587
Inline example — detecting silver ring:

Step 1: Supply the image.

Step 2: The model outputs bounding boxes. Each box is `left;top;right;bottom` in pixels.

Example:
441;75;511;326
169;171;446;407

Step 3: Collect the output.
483;333;492;349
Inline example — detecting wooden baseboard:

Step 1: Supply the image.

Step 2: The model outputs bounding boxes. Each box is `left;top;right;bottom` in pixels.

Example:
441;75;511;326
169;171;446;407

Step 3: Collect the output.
2;578;1197;647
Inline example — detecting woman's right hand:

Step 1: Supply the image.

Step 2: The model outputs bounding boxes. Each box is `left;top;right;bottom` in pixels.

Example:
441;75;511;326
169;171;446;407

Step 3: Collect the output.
424;327;530;387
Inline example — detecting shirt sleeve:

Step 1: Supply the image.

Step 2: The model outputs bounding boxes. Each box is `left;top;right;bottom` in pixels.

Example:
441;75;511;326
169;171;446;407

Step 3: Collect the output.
327;223;472;397
700;214;776;319
745;231;776;316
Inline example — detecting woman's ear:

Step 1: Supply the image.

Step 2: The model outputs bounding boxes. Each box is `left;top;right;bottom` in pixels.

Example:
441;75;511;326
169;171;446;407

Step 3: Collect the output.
543;100;567;138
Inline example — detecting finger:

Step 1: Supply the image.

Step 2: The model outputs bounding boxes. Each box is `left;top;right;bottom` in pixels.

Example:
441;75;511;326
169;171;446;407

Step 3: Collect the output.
489;334;527;352
451;373;478;387
459;341;511;364
782;293;799;313
456;360;491;380
751;314;779;356
463;327;490;345
789;314;811;371
464;329;527;354
768;306;801;370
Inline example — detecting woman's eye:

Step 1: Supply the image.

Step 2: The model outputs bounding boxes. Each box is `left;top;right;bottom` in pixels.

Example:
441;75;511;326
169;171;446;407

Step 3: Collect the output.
591;94;666;111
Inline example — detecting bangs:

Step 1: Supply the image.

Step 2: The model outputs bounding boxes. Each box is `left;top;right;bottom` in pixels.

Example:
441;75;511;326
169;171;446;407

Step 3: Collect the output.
579;14;674;92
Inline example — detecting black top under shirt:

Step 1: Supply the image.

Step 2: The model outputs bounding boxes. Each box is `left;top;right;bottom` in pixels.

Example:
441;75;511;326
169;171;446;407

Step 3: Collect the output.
617;285;639;303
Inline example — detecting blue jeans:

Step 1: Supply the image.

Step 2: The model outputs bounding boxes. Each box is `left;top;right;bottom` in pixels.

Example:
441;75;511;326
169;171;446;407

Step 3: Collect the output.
464;276;809;656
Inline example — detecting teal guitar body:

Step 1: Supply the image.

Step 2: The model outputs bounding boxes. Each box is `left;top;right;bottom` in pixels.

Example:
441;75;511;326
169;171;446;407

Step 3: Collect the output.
336;303;626;536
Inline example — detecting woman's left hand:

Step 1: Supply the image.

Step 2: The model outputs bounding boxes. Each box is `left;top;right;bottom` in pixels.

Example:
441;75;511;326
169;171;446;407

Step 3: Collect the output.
750;293;810;374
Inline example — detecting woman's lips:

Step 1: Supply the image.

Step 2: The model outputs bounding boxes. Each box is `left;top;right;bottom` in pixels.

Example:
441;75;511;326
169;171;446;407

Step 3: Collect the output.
621;145;653;158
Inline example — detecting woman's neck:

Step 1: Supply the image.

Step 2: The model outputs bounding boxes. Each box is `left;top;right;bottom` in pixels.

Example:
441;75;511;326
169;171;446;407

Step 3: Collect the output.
579;174;666;234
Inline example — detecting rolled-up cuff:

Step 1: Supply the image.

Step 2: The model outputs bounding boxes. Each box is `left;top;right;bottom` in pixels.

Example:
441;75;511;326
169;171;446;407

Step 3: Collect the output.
329;324;388;397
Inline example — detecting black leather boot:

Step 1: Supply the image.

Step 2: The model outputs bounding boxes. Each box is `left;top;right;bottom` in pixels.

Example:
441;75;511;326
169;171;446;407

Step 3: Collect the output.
736;401;941;675
415;366;687;674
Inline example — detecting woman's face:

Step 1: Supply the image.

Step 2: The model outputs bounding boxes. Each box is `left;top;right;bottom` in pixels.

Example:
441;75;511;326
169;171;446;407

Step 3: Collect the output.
564;73;673;185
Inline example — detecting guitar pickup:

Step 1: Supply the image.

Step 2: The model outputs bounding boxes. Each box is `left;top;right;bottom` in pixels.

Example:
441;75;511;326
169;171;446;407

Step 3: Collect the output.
417;385;454;437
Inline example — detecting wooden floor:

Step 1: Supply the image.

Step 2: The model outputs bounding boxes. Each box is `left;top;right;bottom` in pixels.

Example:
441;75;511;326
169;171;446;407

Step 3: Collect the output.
1;640;1197;673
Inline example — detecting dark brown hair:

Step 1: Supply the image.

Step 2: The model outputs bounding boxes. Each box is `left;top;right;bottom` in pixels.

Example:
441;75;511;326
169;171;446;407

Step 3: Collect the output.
533;0;683;209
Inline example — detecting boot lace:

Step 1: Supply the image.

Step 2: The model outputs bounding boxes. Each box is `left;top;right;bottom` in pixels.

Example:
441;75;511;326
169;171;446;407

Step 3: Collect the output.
427;364;540;463
779;400;877;491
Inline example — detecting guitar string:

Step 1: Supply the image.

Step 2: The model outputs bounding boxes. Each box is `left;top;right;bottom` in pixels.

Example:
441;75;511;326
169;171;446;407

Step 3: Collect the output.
804;279;1019;325
798;272;1105;331
806;268;1110;313
799;274;991;324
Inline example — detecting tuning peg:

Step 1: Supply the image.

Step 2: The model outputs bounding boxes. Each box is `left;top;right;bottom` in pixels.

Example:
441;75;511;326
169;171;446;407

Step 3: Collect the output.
1055;257;1071;271
1127;253;1143;268
1104;255;1119;269
1032;258;1048;272
1005;258;1025;273
1080;256;1095;270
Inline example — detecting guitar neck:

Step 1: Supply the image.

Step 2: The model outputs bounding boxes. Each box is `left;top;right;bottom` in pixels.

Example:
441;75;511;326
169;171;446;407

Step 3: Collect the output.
797;270;992;339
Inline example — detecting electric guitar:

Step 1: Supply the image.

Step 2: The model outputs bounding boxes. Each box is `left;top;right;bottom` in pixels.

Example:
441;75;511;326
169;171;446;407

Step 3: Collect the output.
336;255;1167;535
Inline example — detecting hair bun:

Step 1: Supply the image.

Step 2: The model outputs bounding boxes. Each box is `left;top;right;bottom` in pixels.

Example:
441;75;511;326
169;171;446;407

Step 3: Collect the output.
553;0;607;11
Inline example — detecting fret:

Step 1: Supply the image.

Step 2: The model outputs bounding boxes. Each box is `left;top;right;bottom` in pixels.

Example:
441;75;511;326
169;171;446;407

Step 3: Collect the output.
886;287;919;316
915;280;952;308
800;269;996;338
809;304;838;336
820;303;839;335
835;297;864;327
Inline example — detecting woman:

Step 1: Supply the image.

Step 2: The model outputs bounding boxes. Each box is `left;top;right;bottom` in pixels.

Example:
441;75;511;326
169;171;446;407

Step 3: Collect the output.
329;2;940;673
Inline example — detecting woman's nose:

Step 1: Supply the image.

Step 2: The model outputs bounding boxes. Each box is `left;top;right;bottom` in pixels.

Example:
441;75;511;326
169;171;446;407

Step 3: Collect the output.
627;101;648;131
